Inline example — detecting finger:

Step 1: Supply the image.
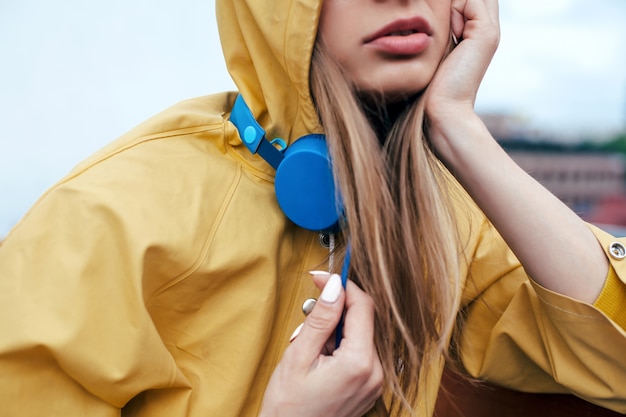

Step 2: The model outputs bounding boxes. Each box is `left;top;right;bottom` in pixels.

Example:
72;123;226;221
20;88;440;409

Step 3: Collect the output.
483;0;500;27
450;0;466;39
453;0;498;33
336;279;376;351
288;274;345;365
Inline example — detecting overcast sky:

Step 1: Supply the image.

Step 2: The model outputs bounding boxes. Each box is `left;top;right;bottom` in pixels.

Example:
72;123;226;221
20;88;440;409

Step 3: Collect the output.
1;0;626;237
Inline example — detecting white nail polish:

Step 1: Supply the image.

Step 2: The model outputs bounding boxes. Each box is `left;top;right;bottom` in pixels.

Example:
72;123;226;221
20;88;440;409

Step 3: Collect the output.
289;323;303;343
320;274;342;303
309;270;331;277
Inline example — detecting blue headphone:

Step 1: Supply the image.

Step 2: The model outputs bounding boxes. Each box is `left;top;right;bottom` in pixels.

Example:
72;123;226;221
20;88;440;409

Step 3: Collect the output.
230;95;343;232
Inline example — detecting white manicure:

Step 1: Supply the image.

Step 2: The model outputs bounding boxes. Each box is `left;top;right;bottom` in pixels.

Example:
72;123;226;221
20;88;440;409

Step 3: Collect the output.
289;323;303;343
309;270;331;277
320;273;342;303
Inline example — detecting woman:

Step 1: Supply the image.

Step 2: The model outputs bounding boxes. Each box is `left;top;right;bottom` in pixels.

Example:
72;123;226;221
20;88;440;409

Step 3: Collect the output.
0;0;624;416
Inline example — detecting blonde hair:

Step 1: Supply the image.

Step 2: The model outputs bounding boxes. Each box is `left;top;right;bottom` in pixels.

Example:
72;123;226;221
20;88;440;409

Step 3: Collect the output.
310;41;461;416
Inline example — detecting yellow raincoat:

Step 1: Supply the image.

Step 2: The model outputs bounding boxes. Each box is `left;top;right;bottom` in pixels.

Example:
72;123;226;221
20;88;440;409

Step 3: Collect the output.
1;0;625;416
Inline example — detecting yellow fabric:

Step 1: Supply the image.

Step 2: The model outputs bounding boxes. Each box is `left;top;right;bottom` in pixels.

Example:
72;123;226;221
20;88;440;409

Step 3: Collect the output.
216;0;324;150
595;265;626;330
457;221;626;412
1;0;626;416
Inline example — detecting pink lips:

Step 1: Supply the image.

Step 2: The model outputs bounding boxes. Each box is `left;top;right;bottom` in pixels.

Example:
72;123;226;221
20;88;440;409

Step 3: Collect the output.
364;16;433;56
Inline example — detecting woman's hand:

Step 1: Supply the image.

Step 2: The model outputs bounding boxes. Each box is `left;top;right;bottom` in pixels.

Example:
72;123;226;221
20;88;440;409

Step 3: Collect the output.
425;0;500;161
259;272;383;417
423;0;609;303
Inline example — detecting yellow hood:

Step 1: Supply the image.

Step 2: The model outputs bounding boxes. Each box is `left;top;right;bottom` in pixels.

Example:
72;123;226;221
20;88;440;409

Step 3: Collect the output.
216;0;324;144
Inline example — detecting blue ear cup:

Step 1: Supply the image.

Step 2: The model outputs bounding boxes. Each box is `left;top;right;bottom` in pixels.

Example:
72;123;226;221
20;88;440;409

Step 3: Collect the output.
230;95;342;232
275;134;341;232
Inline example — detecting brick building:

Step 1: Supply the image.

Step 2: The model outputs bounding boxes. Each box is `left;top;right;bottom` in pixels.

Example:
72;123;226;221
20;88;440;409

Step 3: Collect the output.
507;150;626;217
481;112;626;228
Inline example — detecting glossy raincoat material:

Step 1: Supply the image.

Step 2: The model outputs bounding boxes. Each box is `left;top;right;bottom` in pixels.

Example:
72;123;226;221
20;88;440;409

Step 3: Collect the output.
1;0;625;415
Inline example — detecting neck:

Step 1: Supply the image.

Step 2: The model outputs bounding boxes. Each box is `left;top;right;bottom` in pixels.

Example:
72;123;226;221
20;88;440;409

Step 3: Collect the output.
358;93;417;145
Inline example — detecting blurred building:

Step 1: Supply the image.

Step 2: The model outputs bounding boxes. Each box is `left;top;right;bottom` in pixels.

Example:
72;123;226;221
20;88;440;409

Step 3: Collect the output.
482;113;626;227
507;150;626;216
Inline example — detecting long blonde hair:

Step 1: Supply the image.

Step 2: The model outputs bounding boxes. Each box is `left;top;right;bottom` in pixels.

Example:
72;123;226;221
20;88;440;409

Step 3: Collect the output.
310;41;461;415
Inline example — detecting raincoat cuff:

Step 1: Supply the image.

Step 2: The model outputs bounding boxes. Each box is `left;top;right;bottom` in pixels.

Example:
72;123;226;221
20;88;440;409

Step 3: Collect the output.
593;265;626;331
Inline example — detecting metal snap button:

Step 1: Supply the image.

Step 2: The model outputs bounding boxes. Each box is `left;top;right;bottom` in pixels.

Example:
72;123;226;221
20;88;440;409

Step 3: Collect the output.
302;298;317;316
609;242;626;260
318;233;330;248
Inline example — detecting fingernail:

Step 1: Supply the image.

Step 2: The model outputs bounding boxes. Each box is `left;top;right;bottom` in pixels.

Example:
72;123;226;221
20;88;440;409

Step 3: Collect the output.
320;273;342;303
309;270;331;277
289;323;303;343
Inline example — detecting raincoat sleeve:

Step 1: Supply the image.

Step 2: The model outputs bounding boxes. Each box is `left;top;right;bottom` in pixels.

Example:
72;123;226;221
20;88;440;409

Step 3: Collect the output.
0;129;209;415
458;215;626;413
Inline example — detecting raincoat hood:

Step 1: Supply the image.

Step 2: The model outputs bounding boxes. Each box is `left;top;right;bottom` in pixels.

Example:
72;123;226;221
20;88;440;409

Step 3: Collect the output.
216;0;324;144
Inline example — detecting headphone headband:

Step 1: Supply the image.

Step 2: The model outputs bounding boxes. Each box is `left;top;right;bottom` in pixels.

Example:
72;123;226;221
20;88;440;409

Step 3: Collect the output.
230;95;285;170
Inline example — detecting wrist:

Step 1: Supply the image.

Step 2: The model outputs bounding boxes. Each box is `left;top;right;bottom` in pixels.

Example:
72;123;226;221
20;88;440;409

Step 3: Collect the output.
426;109;491;166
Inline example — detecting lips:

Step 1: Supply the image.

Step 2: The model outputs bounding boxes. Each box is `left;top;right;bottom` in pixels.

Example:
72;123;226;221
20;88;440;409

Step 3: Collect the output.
364;16;433;43
364;16;433;56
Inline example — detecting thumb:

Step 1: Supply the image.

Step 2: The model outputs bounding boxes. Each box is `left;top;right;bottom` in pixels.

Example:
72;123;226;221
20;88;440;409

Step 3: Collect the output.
289;274;345;362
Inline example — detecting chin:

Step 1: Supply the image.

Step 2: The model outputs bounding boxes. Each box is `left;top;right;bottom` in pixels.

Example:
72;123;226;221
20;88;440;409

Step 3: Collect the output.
351;67;433;102
356;81;428;104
